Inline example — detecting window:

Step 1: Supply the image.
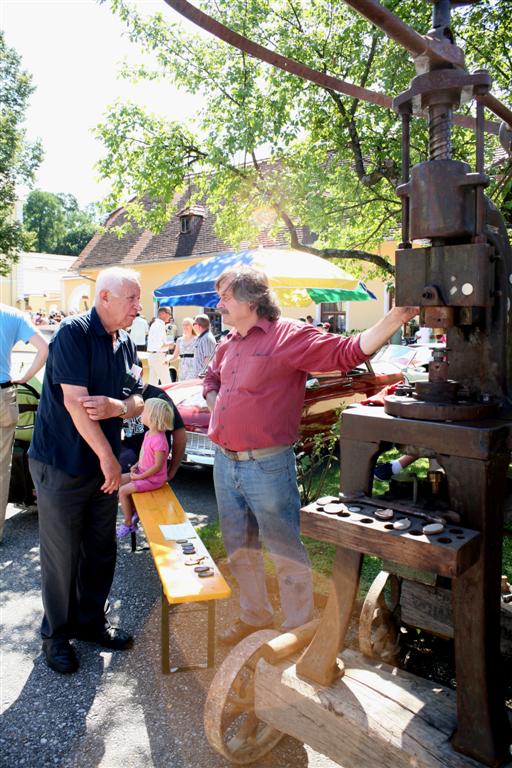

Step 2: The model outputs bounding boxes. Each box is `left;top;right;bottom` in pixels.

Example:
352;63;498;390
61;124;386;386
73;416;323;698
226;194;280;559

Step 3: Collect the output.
180;216;191;234
320;302;346;333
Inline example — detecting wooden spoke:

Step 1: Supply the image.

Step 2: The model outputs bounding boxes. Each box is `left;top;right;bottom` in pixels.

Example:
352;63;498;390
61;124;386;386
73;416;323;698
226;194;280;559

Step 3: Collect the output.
359;570;401;663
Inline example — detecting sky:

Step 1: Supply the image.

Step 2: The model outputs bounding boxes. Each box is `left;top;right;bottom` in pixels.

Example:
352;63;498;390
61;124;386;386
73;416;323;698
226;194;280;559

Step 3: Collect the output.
2;0;205;209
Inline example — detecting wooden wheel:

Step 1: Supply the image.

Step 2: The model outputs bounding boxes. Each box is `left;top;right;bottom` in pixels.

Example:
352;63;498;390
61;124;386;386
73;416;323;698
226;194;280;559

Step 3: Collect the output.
204;629;284;764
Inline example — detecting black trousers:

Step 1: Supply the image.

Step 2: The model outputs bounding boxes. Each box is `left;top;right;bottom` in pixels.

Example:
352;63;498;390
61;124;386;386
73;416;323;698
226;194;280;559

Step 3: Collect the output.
29;459;118;640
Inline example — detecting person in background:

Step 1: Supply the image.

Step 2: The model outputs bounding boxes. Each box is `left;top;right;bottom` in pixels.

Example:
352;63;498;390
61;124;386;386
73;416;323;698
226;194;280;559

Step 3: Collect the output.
374;453;417;481
117;398;174;538
0;304;48;543
166;312;178;345
119;382;186;481
28;267;144;675
203;266;416;644
305;315;314;325
147;306;174;386
415;326;432;345
168;317;197;381
193;314;217;375
129;312;149;352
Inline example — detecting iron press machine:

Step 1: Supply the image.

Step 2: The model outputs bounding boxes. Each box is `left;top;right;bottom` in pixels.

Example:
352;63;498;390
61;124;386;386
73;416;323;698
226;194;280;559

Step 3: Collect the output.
298;2;512;765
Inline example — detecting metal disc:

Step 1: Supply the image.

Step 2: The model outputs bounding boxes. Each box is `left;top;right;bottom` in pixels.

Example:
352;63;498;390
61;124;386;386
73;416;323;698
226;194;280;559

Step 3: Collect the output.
384;394;498;421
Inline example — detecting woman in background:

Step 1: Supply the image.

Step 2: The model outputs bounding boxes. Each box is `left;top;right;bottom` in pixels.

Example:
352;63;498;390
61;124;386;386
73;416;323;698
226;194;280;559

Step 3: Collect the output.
169;317;197;380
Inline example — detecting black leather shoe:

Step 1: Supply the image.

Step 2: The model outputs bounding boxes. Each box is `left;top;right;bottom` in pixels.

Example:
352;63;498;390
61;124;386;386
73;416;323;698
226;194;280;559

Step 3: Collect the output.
42;638;79;674
77;626;134;650
218;619;273;645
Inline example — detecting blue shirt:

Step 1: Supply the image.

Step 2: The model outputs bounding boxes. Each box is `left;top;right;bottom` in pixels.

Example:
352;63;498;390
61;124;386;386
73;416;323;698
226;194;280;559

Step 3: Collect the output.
0;304;37;383
29;307;143;476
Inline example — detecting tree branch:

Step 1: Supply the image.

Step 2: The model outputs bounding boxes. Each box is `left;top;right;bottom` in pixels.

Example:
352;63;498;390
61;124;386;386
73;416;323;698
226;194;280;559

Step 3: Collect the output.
290;240;395;275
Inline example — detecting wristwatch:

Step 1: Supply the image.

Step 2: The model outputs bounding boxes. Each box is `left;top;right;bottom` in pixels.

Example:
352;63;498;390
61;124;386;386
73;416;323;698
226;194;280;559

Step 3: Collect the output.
119;401;128;418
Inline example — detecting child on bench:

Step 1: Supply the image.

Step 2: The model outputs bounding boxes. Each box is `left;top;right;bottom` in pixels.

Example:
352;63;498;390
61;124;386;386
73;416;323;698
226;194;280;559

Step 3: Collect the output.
117;398;174;538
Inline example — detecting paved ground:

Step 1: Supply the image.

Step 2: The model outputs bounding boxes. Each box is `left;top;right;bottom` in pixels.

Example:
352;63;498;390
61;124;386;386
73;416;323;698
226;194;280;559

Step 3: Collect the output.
1;464;338;768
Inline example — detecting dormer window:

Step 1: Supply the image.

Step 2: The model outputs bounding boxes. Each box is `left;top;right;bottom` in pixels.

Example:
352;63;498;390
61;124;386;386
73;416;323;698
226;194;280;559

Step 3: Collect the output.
178;204;206;235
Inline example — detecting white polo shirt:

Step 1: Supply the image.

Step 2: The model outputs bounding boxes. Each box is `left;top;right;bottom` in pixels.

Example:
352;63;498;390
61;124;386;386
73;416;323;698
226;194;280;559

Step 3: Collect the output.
147;318;168;352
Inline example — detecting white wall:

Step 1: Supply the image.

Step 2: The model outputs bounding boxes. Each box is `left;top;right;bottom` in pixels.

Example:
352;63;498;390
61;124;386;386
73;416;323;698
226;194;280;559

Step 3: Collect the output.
16;252;76;300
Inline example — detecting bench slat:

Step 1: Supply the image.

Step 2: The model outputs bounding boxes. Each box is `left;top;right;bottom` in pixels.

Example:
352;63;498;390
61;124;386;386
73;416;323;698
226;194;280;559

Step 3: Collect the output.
133;484;231;605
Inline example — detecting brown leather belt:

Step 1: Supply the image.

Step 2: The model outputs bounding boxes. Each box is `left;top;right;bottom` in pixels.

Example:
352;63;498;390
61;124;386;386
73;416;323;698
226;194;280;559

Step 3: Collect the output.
218;445;290;461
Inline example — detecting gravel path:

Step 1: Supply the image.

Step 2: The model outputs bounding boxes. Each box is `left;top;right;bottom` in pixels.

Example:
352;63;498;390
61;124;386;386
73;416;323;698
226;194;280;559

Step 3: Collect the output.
1;465;338;768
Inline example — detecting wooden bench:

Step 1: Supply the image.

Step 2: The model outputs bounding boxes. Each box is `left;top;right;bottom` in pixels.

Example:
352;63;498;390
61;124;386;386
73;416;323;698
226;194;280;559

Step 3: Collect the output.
132;483;231;673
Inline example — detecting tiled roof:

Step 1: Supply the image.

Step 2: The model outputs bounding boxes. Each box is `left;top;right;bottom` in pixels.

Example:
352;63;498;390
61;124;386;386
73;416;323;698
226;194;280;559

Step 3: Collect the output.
73;186;316;271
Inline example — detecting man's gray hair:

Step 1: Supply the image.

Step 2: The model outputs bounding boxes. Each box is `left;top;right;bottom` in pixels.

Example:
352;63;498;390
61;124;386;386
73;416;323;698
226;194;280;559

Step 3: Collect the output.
216;266;281;321
95;267;140;298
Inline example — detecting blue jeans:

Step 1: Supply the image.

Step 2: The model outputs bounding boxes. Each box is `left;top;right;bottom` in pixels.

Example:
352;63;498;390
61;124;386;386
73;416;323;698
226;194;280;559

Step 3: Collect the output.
213;447;314;630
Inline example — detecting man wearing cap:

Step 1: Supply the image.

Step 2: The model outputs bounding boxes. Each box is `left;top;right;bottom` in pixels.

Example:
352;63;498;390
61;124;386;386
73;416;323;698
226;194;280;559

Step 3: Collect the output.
0;304;48;543
147;306;174;386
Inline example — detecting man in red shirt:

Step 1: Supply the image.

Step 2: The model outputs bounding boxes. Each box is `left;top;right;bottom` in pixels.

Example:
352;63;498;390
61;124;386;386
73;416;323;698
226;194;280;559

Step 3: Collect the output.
204;266;416;644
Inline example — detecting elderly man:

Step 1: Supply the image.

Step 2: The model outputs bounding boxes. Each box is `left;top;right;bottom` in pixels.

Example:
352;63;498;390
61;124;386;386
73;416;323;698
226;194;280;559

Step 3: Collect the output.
203;266;416;644
147;305;174;386
0;304;48;542
193;314;217;375
29;267;144;674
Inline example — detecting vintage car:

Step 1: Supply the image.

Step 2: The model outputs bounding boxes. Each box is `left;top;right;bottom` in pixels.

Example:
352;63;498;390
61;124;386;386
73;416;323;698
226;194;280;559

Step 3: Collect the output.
165;344;432;466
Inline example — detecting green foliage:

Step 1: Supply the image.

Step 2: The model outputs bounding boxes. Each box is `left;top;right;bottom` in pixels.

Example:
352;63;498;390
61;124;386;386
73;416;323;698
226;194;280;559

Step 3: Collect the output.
98;0;511;274
197;519;226;561
23;191;65;253
22;190;98;256
295;408;342;505
0;31;43;275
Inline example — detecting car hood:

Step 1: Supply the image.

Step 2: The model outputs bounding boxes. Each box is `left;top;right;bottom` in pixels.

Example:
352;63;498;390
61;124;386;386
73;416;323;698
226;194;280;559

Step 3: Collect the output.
165;379;210;432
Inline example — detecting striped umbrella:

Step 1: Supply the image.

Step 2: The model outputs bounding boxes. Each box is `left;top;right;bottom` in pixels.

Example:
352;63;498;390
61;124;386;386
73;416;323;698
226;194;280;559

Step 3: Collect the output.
154;248;376;307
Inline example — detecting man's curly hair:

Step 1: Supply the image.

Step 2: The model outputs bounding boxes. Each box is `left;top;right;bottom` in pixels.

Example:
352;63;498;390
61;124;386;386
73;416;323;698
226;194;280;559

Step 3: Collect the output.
215;266;281;321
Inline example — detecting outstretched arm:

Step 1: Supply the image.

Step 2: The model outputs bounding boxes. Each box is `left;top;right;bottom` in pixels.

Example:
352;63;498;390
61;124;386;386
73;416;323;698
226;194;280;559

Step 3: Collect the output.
359;306;418;357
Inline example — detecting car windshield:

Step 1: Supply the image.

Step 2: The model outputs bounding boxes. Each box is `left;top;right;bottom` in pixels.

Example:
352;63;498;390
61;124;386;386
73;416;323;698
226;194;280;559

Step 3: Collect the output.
355;344;434;375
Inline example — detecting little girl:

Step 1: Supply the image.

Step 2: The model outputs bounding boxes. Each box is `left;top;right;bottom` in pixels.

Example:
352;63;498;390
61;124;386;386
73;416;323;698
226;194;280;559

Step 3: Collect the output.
116;397;174;538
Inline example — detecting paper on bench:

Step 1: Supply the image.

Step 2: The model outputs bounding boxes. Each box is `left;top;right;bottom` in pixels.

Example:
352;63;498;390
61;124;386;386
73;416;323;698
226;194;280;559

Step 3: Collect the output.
159;522;197;540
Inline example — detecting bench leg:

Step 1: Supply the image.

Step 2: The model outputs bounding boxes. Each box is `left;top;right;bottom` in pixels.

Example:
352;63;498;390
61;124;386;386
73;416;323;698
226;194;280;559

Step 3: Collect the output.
161;589;170;674
130;530;137;552
207;601;216;668
160;592;217;674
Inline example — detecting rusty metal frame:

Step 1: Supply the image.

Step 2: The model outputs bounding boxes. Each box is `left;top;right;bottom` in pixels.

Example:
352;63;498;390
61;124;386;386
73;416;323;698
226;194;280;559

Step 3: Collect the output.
161;0;508;136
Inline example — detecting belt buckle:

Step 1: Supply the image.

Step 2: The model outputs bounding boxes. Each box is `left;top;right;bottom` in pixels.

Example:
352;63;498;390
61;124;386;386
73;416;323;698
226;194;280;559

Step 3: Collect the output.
232;449;243;461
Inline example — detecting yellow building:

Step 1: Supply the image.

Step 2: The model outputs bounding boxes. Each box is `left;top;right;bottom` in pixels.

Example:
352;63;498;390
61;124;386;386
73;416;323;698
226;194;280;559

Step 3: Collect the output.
1;252;76;313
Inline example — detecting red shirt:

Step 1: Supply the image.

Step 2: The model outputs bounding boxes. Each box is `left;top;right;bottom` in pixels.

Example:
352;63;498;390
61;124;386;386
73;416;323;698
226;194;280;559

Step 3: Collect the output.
203;317;368;451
